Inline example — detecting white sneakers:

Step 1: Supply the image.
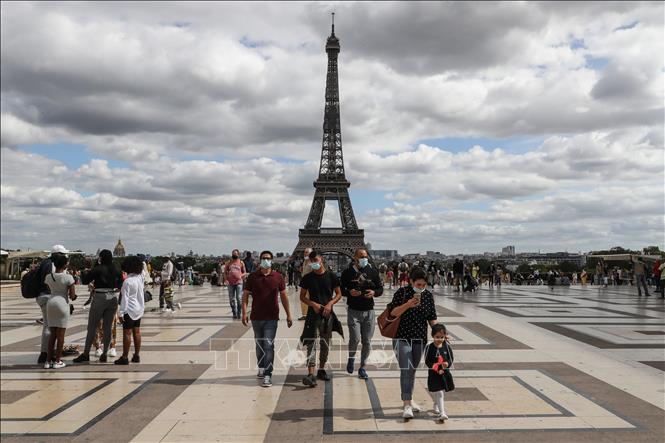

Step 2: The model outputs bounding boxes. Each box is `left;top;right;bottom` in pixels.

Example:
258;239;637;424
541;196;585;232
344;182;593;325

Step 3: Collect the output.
403;401;445;421
257;368;265;378
432;403;448;422
96;348;116;357
44;361;66;369
262;375;272;387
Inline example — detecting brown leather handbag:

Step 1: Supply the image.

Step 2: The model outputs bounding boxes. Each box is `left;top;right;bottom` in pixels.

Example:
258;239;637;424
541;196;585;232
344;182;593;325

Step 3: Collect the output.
377;307;401;338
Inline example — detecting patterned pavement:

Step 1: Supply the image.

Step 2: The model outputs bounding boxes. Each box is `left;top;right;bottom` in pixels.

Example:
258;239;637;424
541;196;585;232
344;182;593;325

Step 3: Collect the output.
1;282;663;442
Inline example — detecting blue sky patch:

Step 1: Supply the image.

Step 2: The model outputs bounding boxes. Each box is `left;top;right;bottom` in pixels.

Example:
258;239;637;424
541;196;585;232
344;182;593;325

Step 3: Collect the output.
20;143;129;170
349;189;390;213
419;136;546;154
570;37;586;50
584;55;610;70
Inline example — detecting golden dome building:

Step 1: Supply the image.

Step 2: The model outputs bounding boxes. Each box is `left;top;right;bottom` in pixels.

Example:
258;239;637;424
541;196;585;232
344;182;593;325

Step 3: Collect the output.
113;239;126;257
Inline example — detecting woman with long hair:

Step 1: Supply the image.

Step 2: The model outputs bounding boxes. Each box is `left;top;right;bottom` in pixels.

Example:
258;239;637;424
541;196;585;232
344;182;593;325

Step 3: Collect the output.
73;249;122;363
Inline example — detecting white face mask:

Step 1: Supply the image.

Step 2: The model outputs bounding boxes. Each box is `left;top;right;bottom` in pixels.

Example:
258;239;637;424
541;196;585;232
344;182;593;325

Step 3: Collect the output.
413;286;425;294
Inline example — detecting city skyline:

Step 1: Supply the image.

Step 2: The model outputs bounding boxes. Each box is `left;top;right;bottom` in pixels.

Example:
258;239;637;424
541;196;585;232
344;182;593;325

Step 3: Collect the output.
1;2;663;255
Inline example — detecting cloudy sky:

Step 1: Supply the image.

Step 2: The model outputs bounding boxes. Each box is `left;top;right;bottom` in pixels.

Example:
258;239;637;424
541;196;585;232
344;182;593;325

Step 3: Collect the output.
1;1;663;256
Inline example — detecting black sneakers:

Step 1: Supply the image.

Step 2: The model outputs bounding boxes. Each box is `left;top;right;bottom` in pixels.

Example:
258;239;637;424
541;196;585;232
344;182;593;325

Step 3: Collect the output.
72;354;90;363
302;374;318;387
317;369;330;381
131;354;140;363
99;353;107;363
114;356;129;365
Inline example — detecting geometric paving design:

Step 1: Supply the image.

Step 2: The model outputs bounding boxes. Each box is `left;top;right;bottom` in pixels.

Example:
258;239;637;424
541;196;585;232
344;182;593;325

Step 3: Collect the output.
1;371;158;435
1;283;664;442
531;322;665;348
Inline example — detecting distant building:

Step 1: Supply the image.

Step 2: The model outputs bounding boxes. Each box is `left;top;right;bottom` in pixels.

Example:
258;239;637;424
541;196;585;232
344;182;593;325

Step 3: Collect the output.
371;249;399;260
113;239;126;257
501;245;516;256
426;251;446;260
516;252;586;267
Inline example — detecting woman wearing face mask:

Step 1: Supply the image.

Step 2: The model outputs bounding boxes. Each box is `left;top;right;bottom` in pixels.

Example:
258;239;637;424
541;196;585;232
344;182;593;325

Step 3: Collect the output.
225;249;246;320
387;267;438;419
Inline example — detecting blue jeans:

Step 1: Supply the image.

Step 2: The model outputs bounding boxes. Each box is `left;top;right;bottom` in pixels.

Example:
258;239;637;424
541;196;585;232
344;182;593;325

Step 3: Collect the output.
347;308;375;366
393;339;424;401
228;284;243;318
251;320;278;376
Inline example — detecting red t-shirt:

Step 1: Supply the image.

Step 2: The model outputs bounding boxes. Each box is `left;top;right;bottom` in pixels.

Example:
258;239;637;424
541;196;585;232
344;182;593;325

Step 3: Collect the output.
227;260;244;285
245;270;286;321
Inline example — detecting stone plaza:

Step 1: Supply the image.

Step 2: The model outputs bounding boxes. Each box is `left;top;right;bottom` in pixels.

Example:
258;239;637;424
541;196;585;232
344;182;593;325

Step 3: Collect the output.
1;283;663;442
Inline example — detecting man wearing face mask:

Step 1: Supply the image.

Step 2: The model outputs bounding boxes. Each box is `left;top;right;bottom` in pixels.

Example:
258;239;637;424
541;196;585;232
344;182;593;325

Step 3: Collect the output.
340;248;384;379
242;251;293;388
299;250;343;387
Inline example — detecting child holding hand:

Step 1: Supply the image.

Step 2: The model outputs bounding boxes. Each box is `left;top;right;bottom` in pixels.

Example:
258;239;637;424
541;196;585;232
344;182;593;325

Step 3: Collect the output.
425;323;455;422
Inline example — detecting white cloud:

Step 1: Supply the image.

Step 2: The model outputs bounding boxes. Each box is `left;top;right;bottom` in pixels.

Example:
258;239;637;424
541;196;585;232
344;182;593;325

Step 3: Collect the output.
0;2;662;255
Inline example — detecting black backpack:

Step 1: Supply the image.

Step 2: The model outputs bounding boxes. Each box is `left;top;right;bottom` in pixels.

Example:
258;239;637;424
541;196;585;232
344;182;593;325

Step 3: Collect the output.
21;268;43;298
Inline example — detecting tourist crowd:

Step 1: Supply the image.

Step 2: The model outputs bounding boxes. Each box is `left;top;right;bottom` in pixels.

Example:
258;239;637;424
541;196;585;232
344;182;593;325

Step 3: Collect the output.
21;244;664;423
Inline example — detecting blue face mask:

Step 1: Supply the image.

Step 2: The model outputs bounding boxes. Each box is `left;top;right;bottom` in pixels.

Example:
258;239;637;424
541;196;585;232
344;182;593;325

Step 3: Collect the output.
310;262;321;271
413;286;425;294
260;259;271;269
358;258;369;268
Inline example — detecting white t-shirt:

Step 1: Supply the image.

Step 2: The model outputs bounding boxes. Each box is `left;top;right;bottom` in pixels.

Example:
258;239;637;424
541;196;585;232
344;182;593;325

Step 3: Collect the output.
161;260;173;281
119;274;145;320
46;272;75;300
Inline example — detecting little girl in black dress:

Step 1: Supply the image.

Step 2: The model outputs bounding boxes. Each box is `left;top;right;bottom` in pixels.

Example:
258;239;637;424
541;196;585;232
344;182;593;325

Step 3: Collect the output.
424;323;455;422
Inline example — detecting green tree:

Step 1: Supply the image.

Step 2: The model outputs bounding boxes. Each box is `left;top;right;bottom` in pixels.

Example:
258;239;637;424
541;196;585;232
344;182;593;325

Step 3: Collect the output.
517;263;531;274
559;261;580;273
643;246;664;256
476;258;491;274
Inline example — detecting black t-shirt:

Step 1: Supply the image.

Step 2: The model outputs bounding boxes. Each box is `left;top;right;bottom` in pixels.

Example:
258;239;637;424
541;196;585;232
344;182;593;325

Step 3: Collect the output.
82;264;123;289
300;271;340;305
38;258;53;294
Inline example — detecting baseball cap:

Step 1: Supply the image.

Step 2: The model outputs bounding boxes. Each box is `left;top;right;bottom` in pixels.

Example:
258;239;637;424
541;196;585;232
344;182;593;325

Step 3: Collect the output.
51;244;70;254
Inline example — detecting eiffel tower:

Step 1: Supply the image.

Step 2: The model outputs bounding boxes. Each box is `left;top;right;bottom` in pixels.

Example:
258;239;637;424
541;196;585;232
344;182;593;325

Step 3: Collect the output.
292;14;366;260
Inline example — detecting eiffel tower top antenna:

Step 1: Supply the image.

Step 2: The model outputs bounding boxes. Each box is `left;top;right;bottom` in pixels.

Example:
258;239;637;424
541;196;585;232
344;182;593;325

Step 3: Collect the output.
331;12;335;35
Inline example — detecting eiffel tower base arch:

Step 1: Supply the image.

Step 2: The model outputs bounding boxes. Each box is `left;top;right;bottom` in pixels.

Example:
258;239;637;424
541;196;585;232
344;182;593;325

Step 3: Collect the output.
292;228;366;261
